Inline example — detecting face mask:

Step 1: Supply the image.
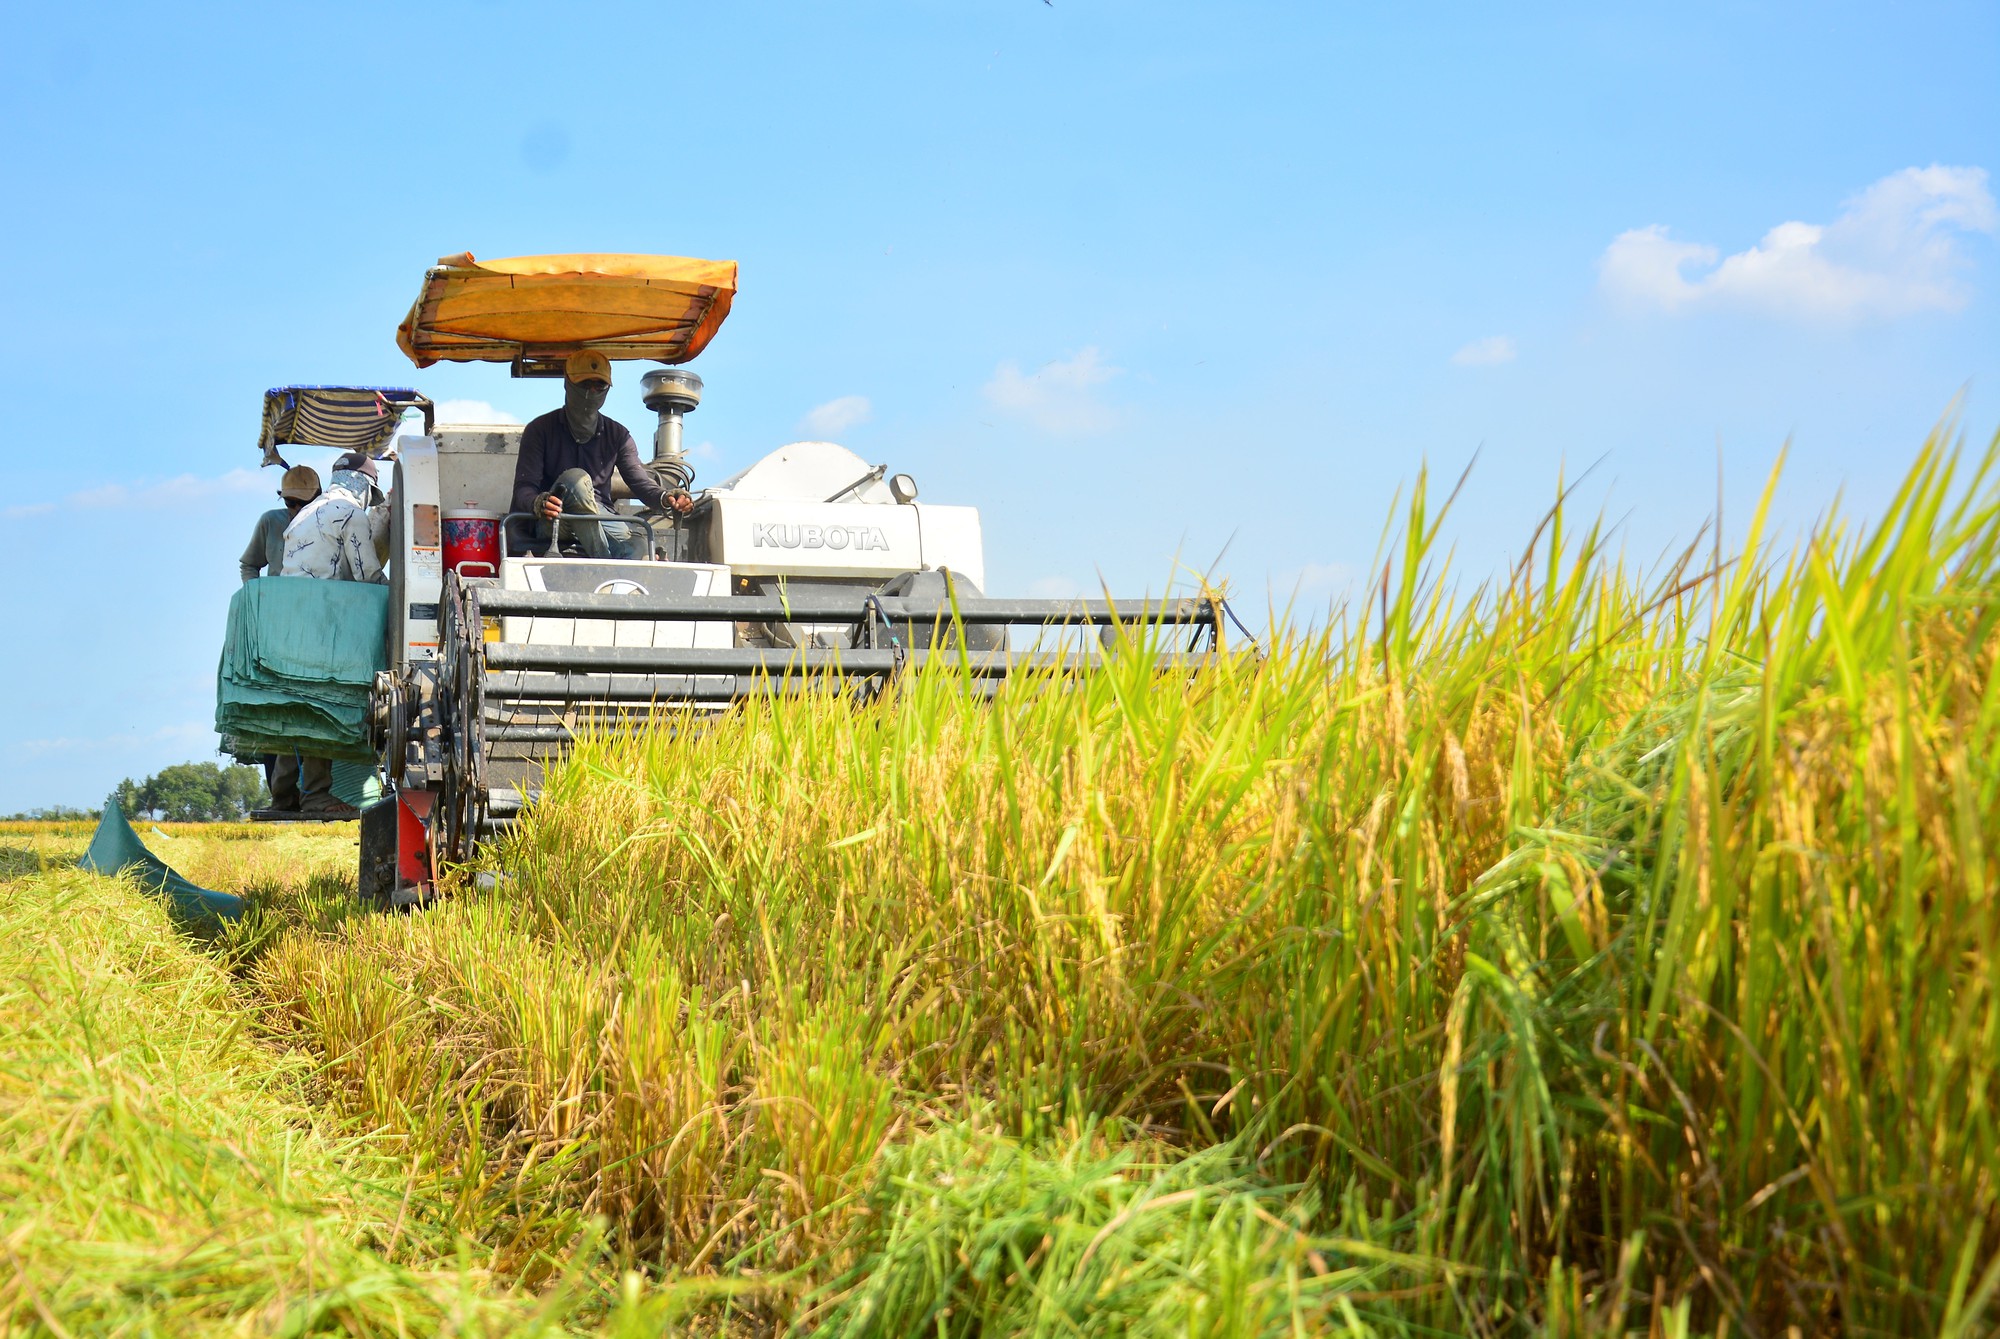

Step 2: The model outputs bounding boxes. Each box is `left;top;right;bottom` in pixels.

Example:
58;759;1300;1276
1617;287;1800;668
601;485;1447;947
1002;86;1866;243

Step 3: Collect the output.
564;380;608;437
329;469;377;501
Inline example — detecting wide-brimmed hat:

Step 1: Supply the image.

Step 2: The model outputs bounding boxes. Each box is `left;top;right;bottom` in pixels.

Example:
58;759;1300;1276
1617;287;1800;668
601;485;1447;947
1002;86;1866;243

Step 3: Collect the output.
278;465;322;502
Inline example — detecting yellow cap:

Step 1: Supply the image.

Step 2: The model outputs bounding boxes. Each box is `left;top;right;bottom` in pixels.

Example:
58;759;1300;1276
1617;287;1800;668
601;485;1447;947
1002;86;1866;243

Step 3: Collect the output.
279;465;322;502
565;350;613;385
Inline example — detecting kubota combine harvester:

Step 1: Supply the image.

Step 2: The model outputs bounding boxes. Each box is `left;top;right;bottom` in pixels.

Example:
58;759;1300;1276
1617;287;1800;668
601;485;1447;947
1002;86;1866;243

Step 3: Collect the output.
237;253;1228;906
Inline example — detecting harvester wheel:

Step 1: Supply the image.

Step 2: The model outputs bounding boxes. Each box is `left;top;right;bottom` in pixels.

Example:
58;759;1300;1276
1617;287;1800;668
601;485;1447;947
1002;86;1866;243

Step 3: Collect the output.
369;670;409;787
435;575;488;868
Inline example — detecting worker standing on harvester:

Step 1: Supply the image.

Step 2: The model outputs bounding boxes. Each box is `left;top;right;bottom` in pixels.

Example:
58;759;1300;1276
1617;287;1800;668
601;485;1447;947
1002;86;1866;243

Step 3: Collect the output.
511;350;692;560
239;466;321;582
267;450;389;819
235;464;322;802
282;453;390;584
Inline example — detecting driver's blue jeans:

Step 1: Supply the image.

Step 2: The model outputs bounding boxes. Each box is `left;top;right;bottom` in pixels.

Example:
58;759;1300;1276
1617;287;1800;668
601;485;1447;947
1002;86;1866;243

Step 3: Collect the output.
538;467;646;559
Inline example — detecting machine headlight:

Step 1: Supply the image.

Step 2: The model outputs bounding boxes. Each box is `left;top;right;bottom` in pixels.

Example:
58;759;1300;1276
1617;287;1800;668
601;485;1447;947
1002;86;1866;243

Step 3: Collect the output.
890;473;919;503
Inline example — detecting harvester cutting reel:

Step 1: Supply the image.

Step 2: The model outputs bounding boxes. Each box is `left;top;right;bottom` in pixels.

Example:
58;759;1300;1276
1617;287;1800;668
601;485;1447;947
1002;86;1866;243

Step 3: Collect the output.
362;571;1238;906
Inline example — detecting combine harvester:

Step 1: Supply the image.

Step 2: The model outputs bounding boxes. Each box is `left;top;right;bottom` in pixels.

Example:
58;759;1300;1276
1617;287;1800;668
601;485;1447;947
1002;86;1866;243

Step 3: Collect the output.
254;253;1229;906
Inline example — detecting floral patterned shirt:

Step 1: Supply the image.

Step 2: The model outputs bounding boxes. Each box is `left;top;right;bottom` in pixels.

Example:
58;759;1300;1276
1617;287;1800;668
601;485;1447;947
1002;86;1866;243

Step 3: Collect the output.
280;471;389;583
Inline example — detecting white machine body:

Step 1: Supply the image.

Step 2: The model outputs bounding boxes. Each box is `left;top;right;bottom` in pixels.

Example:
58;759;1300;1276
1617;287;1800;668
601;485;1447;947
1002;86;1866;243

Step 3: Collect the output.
497;558;732;648
704;439;985;587
388;431;988;668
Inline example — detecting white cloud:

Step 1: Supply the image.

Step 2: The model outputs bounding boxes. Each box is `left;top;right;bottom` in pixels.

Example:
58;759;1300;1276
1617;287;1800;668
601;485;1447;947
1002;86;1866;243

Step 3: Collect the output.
983;346;1122;434
20;722;212;755
800;395;873;437
1027;575;1084;600
433;399;522;426
7;469;272;518
1451;335;1517;366
688;439;718;461
69;469;269;510
1599;165;1998;322
1275;562;1354;603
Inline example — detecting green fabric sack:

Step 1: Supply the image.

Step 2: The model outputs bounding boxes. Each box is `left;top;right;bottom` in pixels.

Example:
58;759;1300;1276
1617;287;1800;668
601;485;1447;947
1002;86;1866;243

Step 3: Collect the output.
218;730;376;764
215;577;388;763
79;804;244;923
225;576;389;686
331;760;382;808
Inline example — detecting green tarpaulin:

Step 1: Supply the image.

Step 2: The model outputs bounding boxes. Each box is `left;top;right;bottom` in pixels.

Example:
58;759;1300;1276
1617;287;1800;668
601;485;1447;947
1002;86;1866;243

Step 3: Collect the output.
79;804;244;923
332;759;383;809
216;577;388;763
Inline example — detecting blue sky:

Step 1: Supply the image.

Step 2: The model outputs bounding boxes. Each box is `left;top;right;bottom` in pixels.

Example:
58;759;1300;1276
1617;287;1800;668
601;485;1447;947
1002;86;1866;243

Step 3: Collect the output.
2;1;1995;811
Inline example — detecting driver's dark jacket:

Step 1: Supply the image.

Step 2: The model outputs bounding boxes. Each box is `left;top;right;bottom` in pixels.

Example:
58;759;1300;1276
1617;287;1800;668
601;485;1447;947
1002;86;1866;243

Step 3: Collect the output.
510;411;666;514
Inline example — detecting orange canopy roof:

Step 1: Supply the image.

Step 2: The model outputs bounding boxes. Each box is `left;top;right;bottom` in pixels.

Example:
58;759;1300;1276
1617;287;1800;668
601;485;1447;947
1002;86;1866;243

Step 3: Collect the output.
396;252;737;370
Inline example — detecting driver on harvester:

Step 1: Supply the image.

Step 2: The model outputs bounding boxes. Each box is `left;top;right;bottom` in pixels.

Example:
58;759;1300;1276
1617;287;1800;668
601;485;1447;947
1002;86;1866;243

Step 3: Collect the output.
510;350;692;559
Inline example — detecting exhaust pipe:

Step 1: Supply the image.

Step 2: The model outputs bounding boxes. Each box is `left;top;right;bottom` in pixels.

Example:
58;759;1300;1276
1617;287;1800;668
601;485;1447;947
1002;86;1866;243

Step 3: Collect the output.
640;368;703;465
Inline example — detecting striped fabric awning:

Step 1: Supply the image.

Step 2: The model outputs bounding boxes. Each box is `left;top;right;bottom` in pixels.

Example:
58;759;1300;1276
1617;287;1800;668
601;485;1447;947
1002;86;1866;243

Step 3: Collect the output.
258;386;434;466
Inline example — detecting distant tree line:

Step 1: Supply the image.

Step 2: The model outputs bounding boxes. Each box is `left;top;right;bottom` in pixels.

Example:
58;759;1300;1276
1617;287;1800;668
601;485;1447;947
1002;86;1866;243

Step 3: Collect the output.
3;761;270;824
0;804;97;822
106;762;268;822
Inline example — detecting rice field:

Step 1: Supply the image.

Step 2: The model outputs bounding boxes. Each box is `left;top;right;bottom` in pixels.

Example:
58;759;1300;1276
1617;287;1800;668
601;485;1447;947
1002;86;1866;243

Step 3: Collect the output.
7;427;1999;1336
0;823;624;1336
